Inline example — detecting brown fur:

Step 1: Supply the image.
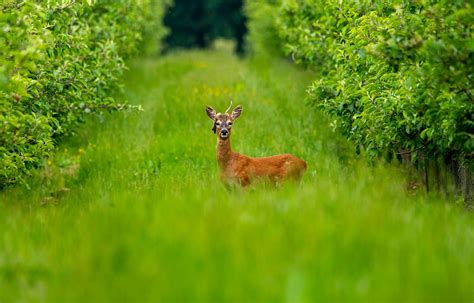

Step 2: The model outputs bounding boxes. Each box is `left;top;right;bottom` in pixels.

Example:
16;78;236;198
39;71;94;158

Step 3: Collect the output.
207;105;307;186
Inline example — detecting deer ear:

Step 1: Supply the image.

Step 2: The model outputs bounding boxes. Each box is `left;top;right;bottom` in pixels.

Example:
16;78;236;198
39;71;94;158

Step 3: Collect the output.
231;105;242;119
206;106;216;120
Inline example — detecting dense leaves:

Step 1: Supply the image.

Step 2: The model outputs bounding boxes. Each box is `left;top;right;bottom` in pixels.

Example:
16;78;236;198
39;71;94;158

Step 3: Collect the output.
0;0;168;187
278;0;473;162
247;0;474;160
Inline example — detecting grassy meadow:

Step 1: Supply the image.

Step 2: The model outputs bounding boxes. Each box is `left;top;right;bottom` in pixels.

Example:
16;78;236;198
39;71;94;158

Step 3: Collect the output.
1;48;474;302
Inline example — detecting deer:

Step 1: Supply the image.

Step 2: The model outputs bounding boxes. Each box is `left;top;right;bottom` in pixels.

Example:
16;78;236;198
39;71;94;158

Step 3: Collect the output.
206;102;307;187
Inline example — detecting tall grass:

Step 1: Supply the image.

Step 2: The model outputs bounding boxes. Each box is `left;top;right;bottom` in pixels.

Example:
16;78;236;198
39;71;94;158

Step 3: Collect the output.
1;49;473;302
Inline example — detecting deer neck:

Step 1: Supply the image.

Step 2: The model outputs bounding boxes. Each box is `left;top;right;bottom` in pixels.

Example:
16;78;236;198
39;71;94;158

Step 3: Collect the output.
217;137;233;169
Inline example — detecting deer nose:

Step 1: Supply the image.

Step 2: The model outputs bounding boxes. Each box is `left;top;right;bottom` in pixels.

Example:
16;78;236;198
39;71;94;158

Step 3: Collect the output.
220;129;228;136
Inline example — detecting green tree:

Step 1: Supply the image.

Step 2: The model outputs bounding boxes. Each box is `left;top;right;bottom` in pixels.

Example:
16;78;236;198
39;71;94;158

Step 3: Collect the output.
0;0;168;187
164;0;247;54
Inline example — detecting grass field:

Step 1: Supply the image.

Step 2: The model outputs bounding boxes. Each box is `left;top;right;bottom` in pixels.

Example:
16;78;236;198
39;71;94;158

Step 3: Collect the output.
1;49;474;302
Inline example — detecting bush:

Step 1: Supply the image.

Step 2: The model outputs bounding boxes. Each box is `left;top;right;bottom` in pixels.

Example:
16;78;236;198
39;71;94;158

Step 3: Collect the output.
278;0;473;163
0;0;168;187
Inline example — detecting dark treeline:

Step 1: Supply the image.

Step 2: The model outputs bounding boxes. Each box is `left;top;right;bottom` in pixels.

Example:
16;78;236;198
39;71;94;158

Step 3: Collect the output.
164;0;247;54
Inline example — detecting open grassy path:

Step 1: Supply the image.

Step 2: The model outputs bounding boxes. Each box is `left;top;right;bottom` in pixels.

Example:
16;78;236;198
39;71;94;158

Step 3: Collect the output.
1;49;474;302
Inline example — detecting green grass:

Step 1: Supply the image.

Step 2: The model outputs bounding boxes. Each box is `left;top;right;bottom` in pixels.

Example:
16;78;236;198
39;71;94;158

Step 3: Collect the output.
1;49;473;302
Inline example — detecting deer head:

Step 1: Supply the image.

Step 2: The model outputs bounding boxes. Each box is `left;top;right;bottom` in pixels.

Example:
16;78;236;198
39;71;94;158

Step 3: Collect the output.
206;102;242;140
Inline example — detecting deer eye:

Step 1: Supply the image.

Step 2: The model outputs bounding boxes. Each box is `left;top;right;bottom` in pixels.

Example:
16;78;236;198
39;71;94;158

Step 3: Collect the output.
215;121;221;125
228;122;232;126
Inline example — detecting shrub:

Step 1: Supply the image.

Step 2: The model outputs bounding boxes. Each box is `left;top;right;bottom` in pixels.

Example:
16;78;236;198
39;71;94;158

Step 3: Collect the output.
0;0;168;187
278;0;473;163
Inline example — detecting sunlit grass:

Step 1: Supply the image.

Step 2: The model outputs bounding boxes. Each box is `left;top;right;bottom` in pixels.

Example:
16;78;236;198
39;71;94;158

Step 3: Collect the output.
1;49;473;302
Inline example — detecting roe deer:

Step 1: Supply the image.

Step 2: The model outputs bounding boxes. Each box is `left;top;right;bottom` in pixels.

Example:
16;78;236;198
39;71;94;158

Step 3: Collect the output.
206;103;307;186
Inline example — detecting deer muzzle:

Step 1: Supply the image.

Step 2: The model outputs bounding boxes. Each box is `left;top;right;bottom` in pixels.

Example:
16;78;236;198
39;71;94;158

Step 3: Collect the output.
220;128;229;138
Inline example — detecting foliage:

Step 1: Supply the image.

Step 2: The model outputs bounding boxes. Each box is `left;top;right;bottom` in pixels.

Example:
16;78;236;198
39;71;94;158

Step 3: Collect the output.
244;0;285;58
164;0;247;53
278;0;474;162
1;50;473;301
0;0;168;187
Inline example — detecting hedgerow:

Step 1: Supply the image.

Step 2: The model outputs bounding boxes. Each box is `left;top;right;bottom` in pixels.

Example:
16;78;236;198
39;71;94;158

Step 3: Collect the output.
278;0;473;163
0;0;168;187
